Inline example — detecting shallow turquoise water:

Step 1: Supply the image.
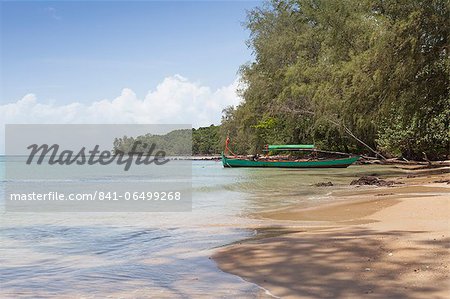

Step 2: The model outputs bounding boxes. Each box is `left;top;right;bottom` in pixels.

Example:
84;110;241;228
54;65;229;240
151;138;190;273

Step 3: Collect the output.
0;158;405;298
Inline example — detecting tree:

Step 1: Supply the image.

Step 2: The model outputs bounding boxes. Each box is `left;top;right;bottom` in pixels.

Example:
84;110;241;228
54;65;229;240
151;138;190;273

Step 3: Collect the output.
222;0;449;159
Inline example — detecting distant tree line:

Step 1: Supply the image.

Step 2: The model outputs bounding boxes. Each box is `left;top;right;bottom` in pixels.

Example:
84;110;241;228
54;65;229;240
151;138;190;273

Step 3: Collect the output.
219;0;449;160
113;129;192;156
112;126;223;156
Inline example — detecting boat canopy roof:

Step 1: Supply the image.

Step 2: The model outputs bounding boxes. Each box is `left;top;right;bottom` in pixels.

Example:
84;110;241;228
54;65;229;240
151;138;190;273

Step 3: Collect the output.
267;144;315;150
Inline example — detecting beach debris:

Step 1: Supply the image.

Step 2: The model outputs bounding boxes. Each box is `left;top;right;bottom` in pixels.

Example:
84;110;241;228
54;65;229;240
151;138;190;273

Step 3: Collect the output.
365;268;371;271
350;176;396;186
376;193;394;196
433;179;450;184
314;181;333;187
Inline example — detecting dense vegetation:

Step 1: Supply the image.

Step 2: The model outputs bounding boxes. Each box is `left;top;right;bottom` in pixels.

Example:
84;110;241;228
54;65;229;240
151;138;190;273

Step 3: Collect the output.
112;126;222;156
113;129;192;156
221;0;449;160
192;125;222;155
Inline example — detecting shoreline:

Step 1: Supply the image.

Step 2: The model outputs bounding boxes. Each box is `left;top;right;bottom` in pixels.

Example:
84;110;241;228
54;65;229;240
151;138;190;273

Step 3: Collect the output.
213;168;450;298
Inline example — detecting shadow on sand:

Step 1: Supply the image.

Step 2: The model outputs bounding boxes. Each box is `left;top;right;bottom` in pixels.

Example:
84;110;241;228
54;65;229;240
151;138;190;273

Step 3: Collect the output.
214;228;449;299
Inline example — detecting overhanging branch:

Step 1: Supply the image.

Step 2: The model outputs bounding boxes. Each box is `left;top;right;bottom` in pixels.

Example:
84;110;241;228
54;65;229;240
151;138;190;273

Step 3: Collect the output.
277;105;387;160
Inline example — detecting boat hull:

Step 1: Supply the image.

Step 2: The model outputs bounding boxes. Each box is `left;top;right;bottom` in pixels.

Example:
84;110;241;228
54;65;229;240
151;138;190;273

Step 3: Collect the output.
222;154;359;168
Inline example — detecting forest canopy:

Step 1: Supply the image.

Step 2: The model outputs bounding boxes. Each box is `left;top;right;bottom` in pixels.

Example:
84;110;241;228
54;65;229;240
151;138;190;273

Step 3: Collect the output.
221;0;449;160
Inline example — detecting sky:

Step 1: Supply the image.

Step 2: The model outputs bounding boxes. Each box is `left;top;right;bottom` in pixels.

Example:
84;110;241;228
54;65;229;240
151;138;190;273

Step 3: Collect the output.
0;0;261;135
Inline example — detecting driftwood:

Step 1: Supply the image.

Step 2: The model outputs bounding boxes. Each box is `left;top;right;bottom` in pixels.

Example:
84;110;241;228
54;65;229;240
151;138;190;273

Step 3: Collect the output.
315;181;334;187
422;152;432;167
360;155;379;160
359;158;450;168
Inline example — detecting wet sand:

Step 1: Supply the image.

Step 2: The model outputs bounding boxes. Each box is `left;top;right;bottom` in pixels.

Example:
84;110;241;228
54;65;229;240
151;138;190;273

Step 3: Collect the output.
213;169;450;298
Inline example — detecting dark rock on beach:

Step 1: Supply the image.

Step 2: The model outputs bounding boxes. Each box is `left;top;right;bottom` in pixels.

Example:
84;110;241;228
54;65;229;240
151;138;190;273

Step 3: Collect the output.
350;176;396;187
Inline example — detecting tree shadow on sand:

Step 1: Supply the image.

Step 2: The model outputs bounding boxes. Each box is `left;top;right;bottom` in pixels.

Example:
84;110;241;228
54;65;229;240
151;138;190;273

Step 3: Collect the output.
214;228;449;299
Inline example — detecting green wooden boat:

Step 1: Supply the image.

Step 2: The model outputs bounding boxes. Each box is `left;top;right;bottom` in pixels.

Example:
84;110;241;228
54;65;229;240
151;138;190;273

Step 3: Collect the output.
221;153;360;168
221;144;360;168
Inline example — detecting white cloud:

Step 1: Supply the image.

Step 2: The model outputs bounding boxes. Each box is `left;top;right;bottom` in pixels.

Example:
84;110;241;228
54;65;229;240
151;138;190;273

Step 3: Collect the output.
0;75;243;152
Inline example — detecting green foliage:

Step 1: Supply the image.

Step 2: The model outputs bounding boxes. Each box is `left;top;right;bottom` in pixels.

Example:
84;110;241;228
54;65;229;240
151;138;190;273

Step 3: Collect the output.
113;125;223;156
377;106;450;159
221;0;449;159
192;125;221;155
113;129;192;156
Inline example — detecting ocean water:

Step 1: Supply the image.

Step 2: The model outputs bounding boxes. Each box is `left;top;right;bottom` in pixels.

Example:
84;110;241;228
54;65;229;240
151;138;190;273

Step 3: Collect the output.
0;158;405;298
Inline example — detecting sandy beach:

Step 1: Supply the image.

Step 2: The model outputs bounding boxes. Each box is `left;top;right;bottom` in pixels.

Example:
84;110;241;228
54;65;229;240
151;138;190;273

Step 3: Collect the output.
213;168;450;298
